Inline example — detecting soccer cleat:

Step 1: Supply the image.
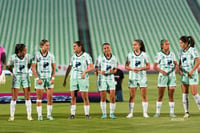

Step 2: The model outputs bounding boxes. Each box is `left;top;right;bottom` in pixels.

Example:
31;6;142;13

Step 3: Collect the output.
126;113;133;118
38;116;43;121
170;113;176;118
109;113;116;119
101;113;107;119
143;113;150;118
27;115;33;121
85;115;91;119
8;116;14;121
153;113;160;118
68;115;75;119
183;112;190;118
47;115;55;120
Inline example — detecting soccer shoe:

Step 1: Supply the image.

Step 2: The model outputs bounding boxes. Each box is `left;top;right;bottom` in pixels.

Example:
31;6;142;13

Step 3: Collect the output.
101;113;107;119
126;113;133;118
27;115;33;121
8;116;14;121
170;113;176;118
183;112;190;118
38;116;43;121
68;115;75;119
153;113;160;118
143;113;150;118
85;115;91;119
47;115;55;120
109;113;116;119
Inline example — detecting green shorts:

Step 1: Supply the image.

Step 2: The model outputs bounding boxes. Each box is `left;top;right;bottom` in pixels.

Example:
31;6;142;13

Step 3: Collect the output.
158;75;176;87
181;73;199;85
12;78;31;89
35;78;54;89
98;80;116;91
70;78;89;92
128;79;147;88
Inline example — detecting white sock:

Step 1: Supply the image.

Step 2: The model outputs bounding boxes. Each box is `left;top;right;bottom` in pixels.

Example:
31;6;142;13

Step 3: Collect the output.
142;102;148;114
100;102;106;114
10;100;16;117
129;102;134;114
71;105;76;115
193;94;200;109
169;102;175;114
37;106;42;117
25;100;32;116
84;105;90;115
182;93;189;113
47;105;53;116
110;103;116;114
156;101;162;114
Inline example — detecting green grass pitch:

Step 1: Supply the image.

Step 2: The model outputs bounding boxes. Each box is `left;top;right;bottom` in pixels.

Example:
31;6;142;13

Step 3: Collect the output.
0;74;200;133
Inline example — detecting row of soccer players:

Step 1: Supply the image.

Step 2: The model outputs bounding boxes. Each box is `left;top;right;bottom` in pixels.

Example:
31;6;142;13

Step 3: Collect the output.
0;35;200;121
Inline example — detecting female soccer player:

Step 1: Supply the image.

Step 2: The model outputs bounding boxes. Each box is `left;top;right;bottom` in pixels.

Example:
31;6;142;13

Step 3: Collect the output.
0;46;6;84
179;36;200;118
153;40;178;118
63;41;94;119
32;39;56;121
7;44;33;121
126;40;150;118
95;43;118;119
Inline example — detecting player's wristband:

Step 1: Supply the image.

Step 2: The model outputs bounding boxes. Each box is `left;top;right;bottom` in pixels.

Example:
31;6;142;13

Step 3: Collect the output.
36;77;39;80
52;77;55;80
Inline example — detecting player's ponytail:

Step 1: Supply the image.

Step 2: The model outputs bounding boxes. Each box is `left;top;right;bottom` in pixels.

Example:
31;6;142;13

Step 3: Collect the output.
74;41;85;52
187;36;195;47
15;44;26;54
179;36;195;47
135;39;146;52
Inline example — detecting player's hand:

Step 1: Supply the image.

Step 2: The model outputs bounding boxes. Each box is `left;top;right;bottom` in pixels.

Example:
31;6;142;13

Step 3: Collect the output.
0;70;6;84
188;71;193;78
98;70;105;75
50;79;54;84
81;71;86;79
63;80;66;87
161;70;167;76
132;68;139;73
37;79;43;85
110;69;116;74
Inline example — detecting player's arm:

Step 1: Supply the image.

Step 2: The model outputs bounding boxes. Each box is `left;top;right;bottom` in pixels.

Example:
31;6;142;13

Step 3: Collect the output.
1;52;6;71
50;63;56;84
188;57;200;78
179;59;183;75
7;65;13;73
153;62;167;75
81;64;94;79
125;61;133;71
32;63;42;85
95;66;98;76
138;62;150;71
174;61;179;73
63;65;72;87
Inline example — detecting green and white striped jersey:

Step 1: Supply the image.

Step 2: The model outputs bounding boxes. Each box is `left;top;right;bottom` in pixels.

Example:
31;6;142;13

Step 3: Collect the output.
126;51;149;80
32;51;55;79
154;51;176;76
8;54;32;80
69;52;93;79
180;47;199;75
95;54;118;81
